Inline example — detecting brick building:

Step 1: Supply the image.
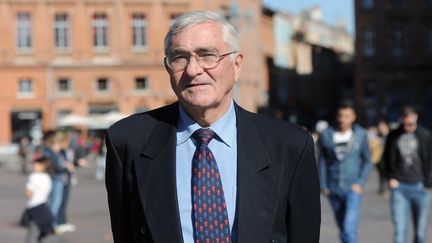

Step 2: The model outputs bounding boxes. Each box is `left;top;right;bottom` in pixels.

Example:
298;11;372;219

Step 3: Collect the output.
355;0;432;126
0;0;271;144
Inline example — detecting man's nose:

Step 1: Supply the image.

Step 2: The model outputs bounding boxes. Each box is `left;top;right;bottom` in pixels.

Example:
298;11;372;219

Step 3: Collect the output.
185;56;204;76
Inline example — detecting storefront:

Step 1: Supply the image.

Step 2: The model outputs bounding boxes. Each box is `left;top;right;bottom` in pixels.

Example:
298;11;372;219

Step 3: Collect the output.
11;110;43;143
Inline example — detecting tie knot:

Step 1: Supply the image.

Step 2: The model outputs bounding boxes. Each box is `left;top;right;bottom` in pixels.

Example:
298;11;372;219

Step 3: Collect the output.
192;128;215;145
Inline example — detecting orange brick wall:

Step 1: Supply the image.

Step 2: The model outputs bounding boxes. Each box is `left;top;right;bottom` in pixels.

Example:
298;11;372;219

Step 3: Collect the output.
0;0;272;144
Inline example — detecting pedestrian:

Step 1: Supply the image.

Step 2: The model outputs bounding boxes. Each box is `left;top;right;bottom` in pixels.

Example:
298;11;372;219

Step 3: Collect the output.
375;120;390;194
105;10;320;243
87;136;101;165
56;132;76;233
20;155;55;243
42;131;74;233
18;136;34;175
383;106;432;243
313;120;329;161
94;137;106;181
318;101;372;243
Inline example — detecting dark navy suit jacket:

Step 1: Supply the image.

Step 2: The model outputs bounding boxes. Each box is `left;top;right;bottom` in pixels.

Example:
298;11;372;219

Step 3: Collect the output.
105;102;321;243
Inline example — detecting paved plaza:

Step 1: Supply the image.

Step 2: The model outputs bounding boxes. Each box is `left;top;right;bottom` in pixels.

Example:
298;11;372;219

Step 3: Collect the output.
0;156;431;242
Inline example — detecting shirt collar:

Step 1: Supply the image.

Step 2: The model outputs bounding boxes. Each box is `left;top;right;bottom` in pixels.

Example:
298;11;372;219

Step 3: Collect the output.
176;101;236;147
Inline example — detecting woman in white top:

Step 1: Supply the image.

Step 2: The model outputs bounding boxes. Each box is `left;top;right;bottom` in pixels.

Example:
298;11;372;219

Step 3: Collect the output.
20;155;55;243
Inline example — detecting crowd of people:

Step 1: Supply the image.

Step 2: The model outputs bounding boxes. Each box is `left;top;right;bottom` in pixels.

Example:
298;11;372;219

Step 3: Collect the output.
17;130;106;243
316;102;432;243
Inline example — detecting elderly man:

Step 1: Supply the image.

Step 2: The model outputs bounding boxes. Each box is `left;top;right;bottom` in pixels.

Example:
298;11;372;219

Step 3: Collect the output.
105;10;320;243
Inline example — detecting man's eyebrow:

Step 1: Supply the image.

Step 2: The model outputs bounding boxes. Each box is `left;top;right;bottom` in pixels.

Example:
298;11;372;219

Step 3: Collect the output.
169;48;189;55
194;47;218;53
168;47;218;55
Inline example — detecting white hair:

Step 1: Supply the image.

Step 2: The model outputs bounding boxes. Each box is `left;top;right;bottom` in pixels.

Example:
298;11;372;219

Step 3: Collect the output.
164;10;240;55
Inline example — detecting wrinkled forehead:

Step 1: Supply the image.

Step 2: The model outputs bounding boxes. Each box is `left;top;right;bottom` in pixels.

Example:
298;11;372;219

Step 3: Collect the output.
167;22;227;50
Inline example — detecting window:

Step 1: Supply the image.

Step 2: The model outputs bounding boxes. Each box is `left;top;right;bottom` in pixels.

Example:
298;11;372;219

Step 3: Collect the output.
364;79;378;125
132;13;147;49
17;13;32;50
54;14;70;50
18;79;33;94
57;110;71;120
362;0;374;9
363;29;375;57
135;77;149;90
390;24;405;58
93;13;108;49
96;78;110;92
427;0;432;7
364;79;377;98
57;78;72;93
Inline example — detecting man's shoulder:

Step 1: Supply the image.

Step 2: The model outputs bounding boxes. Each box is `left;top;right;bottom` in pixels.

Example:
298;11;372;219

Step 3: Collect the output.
416;125;432;140
353;124;367;133
236;106;310;142
352;124;368;139
107;102;178;137
417;125;432;134
388;126;404;139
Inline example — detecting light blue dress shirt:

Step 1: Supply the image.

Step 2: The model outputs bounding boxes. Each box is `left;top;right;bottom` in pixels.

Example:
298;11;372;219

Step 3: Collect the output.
176;101;237;243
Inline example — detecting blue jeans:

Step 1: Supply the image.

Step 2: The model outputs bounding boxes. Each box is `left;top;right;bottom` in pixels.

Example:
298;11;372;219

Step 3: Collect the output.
328;191;362;243
49;176;65;225
57;173;71;225
391;182;431;243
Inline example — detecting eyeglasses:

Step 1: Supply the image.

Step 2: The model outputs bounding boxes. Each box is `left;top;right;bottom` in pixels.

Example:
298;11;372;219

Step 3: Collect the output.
165;51;238;71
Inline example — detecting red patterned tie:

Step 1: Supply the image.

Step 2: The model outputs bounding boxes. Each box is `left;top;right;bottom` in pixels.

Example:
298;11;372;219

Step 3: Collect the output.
192;128;231;243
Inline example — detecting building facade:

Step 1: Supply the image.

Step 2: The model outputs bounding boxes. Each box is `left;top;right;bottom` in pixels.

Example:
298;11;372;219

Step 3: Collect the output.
265;6;354;128
0;0;269;144
355;0;432;126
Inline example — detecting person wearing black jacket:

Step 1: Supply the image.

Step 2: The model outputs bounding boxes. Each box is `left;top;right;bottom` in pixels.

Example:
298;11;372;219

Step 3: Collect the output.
383;106;432;243
105;10;321;243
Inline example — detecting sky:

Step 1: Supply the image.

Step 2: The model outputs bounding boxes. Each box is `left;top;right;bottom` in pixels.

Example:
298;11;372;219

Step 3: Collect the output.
262;0;355;35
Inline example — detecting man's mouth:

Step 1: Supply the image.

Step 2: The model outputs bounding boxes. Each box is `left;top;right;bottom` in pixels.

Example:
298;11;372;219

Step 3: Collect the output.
186;83;209;88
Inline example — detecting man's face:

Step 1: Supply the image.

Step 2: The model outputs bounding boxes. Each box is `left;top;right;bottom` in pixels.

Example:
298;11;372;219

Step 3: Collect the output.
377;121;389;136
337;108;356;131
402;113;418;132
166;22;242;110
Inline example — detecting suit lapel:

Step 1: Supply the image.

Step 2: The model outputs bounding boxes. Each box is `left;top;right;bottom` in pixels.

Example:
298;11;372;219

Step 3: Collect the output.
133;104;183;243
234;105;281;243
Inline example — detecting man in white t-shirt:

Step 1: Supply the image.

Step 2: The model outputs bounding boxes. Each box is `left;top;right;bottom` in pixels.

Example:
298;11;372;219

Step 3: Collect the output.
318;101;372;243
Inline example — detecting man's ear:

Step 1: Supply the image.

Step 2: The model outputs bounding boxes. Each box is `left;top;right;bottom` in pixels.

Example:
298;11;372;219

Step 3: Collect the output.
164;57;171;73
234;53;243;82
